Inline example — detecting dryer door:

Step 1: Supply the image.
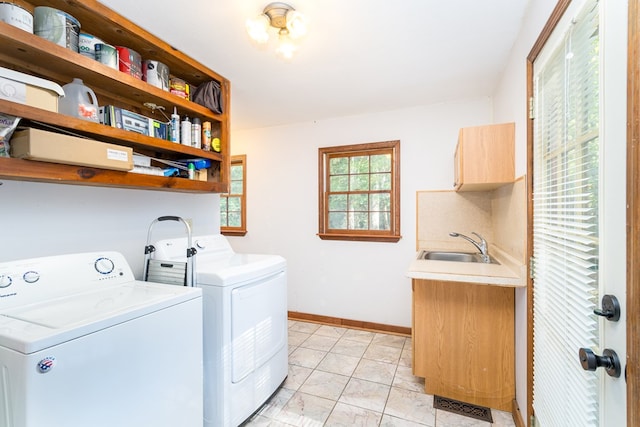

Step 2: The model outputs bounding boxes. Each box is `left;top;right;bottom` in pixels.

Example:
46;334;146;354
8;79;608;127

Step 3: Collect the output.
231;270;287;383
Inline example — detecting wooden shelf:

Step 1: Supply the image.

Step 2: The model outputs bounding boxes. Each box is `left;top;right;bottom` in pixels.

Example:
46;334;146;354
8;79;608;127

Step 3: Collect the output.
0;0;231;194
0;158;226;193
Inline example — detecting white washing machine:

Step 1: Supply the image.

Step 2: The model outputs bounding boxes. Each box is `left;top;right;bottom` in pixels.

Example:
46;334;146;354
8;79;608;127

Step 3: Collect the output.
152;234;287;427
0;251;203;427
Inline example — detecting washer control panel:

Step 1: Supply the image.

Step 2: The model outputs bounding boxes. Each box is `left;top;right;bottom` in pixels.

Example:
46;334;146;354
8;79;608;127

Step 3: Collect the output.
0;252;134;308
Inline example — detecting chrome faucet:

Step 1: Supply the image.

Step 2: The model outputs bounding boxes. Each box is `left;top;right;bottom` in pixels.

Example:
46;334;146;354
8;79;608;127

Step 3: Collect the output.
449;232;490;263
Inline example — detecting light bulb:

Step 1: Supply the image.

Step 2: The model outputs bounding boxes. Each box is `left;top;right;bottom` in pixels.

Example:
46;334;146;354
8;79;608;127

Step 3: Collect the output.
276;30;296;59
285;10;307;39
246;14;270;44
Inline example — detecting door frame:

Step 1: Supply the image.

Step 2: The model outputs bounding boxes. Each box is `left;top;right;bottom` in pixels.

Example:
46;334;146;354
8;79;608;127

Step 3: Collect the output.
525;1;640;425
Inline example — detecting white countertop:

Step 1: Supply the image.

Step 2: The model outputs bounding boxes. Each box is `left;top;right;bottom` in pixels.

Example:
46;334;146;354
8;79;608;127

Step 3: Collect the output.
406;246;526;287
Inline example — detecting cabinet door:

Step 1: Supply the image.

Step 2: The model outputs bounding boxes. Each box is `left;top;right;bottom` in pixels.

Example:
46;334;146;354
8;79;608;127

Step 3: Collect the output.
413;279;515;412
455;122;515;191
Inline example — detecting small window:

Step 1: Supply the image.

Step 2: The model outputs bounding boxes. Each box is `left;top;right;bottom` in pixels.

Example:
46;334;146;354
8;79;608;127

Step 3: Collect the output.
318;141;401;242
220;155;247;236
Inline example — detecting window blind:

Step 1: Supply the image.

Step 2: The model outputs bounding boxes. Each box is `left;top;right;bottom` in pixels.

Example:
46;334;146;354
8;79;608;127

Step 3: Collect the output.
532;0;601;425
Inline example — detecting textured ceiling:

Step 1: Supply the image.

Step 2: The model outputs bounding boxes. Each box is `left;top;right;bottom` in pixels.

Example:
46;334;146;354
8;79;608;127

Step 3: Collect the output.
100;0;530;130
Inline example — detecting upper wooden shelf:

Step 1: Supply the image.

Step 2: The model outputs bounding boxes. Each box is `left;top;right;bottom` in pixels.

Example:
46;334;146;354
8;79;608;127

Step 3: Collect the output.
0;21;226;123
0;0;231;193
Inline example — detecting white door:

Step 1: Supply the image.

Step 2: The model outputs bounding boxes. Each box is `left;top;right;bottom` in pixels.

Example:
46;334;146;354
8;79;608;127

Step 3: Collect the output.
531;0;627;425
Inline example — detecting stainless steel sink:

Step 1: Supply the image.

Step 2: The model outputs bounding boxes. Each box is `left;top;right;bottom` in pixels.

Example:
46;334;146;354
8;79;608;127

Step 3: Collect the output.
418;250;500;264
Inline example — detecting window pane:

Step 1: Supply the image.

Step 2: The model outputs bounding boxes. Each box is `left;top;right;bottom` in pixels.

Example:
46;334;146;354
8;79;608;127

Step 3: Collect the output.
329;194;347;211
230;181;243;194
230;165;243;180
330;157;348;175
349;212;369;229
369;212;391;230
220;211;228;227
220;196;228;210
370;193;390;211
370;173;391;190
227;196;241;211
350;156;369;173
350;174;369;191
228;212;241;227
348;194;369;211
370;154;391;173
330;175;349;191
329;212;347;229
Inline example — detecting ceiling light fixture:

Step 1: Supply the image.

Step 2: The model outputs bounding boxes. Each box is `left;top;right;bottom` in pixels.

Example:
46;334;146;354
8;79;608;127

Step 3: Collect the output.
246;2;307;59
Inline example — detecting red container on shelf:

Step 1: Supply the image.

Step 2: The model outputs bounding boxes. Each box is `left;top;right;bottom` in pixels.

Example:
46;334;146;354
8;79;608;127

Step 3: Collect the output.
115;46;142;79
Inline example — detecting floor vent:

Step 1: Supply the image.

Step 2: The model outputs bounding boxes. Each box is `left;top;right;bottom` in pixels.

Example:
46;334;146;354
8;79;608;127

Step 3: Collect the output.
433;395;493;423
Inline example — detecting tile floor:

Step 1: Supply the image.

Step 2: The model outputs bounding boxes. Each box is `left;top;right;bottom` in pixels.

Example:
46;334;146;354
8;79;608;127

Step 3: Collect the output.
243;320;517;427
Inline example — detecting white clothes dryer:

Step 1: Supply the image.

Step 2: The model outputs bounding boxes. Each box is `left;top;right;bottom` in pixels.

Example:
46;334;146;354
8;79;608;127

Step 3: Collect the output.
0;252;203;427
152;234;287;427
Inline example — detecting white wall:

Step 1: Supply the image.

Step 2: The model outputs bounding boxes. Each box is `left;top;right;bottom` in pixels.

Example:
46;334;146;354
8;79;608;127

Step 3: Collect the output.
228;98;492;327
0;180;220;277
492;0;558;421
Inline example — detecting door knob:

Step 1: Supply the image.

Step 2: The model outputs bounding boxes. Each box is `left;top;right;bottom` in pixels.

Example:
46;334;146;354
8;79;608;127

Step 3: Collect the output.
579;348;621;378
593;294;620;321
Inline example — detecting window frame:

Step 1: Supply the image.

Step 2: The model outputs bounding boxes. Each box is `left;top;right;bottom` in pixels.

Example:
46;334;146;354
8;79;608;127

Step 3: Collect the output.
220;155;247;236
318;140;401;242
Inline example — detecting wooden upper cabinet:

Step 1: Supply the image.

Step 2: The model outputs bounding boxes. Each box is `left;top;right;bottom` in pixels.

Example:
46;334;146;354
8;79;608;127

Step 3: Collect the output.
453;122;515;191
0;0;230;193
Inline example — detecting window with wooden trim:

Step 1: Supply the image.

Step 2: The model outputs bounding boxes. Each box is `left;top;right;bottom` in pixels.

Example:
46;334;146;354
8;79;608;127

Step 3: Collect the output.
220;155;247;236
318;141;401;242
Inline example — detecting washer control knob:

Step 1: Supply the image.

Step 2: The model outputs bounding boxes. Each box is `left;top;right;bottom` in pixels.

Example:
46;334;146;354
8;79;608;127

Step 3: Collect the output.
23;271;40;283
0;275;12;288
94;257;115;275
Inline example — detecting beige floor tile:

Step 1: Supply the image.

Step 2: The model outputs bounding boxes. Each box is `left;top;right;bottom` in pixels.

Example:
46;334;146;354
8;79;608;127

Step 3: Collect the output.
490;410;516;427
300;334;340;352
398;347;412;367
256;387;295;419
316;352;361;376
342;329;375;344
371;333;407;349
300;370;350;400
324;402;382;426
352;358;397;385
289;347;327;369
362;344;402;364
331;338;369;358
277;391;336;427
435;410;490;426
384;387;436;426
314;325;348;339
380;414;431;427
289;321;321;334
392;365;425;393
288;330;312;347
338;378;390;413
282;364;314;391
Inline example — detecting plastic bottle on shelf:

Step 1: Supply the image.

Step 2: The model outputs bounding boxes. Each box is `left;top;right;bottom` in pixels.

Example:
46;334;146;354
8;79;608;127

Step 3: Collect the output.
181;115;191;146
202;121;212;151
170;107;180;143
191;117;201;149
58;78;99;122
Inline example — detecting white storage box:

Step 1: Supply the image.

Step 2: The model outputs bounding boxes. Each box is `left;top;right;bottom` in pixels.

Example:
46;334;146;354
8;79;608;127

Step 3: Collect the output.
0;66;64;112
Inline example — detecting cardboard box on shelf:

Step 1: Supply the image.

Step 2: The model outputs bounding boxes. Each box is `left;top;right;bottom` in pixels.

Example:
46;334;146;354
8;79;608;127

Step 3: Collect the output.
0;67;64;112
10;128;133;171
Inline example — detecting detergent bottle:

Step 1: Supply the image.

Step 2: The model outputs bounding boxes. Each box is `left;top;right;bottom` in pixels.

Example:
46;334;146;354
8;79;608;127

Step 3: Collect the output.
58;78;99;122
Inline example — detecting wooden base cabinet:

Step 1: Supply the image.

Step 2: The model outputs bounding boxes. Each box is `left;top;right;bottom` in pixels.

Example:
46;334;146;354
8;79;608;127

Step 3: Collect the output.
412;279;515;412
